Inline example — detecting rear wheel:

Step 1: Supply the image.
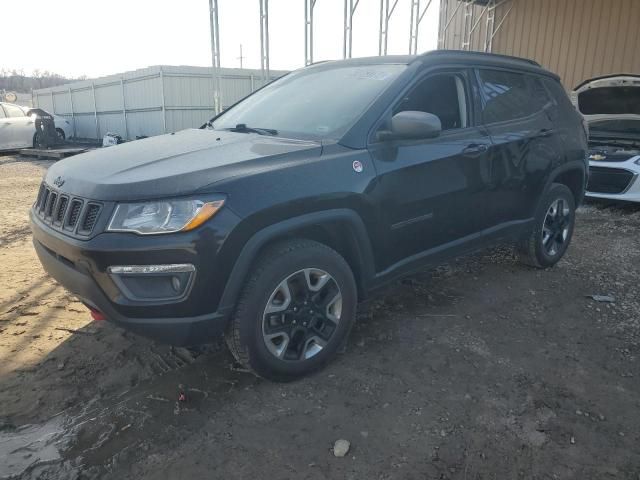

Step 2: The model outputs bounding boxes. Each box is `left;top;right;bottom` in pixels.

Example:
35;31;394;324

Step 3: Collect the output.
519;183;576;268
225;239;357;381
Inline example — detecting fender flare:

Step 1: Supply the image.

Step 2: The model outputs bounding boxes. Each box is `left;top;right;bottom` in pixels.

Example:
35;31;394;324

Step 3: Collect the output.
546;159;587;204
216;208;376;317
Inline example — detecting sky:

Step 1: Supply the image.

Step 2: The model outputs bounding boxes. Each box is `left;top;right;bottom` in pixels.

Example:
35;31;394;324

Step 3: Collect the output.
3;0;439;79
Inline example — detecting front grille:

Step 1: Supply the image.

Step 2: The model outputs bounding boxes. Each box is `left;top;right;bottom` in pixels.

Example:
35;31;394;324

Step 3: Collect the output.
587;166;635;194
34;182;104;237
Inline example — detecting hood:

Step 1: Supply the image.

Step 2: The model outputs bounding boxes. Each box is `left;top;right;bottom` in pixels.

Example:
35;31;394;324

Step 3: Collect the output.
572;75;640;124
44;129;321;201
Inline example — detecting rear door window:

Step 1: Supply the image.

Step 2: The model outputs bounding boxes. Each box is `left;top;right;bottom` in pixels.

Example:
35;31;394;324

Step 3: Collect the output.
477;69;538;124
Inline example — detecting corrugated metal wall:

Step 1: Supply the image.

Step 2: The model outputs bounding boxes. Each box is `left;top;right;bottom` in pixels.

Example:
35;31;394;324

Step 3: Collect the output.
33;66;287;140
439;0;640;89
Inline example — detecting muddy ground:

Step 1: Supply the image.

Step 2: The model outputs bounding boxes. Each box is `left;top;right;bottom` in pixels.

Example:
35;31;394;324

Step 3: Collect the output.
0;153;639;479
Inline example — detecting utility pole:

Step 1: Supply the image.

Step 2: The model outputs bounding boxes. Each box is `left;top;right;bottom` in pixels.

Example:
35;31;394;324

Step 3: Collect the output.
237;44;245;69
208;0;221;114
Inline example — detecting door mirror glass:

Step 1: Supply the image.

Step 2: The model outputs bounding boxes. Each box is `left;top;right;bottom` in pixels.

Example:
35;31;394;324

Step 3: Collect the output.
379;111;442;141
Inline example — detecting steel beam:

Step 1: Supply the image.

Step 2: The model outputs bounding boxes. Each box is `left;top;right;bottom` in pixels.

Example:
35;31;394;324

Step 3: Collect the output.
208;0;222;114
378;0;399;55
305;0;317;65
484;0;516;52
259;0;270;82
409;0;434;54
343;0;360;58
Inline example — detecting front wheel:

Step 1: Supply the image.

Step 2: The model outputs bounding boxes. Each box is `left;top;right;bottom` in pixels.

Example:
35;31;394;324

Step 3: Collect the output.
56;128;66;142
519;183;576;268
225;239;357;381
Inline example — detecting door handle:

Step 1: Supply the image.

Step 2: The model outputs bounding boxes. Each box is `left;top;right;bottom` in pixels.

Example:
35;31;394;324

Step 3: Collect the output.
463;143;489;155
539;128;553;137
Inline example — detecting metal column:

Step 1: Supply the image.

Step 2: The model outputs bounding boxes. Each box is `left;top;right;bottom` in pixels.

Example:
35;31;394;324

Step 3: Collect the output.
438;0;463;50
91;82;99;139
120;78;129;140
208;0;222;114
485;0;517;53
409;0;434;55
343;0;360;59
68;86;76;138
259;0;270;82
461;0;475;50
378;0;399;55
159;67;167;134
305;0;317;65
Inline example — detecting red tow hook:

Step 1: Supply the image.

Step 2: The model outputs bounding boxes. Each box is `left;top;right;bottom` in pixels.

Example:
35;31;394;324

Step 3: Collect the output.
87;306;106;321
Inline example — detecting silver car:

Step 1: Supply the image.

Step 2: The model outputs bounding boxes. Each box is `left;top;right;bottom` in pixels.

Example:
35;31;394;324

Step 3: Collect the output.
0;102;73;151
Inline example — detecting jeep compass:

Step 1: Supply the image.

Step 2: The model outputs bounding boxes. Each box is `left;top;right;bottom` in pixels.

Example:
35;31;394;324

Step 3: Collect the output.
31;51;588;381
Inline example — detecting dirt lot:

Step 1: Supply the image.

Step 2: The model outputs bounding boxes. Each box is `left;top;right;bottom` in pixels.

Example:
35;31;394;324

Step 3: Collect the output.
1;153;639;479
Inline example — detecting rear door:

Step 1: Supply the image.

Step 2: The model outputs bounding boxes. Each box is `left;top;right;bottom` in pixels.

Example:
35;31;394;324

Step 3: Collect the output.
475;69;560;232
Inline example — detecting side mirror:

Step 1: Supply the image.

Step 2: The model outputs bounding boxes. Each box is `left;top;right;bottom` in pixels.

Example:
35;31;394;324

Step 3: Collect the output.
378;111;442;141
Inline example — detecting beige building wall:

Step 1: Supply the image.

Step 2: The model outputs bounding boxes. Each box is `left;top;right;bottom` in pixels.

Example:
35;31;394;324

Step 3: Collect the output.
438;0;640;89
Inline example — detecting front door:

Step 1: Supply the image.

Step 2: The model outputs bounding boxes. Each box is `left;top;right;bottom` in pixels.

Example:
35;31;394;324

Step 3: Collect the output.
369;70;493;272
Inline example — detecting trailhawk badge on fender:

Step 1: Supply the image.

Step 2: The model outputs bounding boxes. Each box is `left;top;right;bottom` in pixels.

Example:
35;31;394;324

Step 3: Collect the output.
352;160;363;173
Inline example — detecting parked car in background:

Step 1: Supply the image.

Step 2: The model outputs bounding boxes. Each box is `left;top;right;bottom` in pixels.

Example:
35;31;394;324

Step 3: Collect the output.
22;106;74;142
572;75;640;203
0;102;72;151
31;51;587;381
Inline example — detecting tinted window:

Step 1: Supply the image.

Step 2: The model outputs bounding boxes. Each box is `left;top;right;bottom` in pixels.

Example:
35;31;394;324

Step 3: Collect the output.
478;69;537;123
394;74;467;130
543;78;575;110
529;77;553;112
212;64;406;139
3;104;25;118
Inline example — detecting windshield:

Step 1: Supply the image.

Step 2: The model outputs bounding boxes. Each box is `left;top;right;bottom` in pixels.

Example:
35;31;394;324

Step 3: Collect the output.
589;119;640;137
211;63;406;139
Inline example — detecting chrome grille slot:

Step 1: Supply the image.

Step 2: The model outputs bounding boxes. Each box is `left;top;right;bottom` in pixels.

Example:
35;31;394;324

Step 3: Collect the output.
79;204;101;234
35;184;45;210
55;196;69;224
39;188;50;214
66;200;83;229
45;192;58;218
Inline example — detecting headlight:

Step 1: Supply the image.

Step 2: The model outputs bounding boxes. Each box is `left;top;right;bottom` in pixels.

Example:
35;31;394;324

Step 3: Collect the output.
107;198;225;234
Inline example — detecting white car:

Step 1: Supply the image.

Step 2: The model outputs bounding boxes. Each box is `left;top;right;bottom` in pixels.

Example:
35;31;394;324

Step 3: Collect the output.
572;75;640;203
0;102;73;151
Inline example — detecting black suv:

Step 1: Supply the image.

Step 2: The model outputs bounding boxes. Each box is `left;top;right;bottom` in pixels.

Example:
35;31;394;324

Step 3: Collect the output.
31;51;587;381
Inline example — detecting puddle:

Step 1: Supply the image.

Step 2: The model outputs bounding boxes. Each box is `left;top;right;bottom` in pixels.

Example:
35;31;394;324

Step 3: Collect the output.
0;416;69;479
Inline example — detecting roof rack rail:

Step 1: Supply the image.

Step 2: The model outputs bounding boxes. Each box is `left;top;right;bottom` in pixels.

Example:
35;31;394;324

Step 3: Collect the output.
418;50;541;68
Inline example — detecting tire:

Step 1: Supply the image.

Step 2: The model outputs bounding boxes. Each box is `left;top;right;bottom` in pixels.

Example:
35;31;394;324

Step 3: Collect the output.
56;128;65;142
519;183;576;268
225;239;357;382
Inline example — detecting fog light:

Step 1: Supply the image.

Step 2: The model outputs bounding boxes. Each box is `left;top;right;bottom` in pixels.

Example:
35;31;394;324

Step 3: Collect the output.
108;264;195;275
107;264;196;302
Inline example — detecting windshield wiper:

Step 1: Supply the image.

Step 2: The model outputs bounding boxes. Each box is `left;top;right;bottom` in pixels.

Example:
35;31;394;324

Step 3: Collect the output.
227;124;278;136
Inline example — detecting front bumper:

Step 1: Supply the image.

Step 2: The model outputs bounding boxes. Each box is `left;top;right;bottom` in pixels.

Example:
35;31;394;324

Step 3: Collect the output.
30;208;240;346
586;156;640;203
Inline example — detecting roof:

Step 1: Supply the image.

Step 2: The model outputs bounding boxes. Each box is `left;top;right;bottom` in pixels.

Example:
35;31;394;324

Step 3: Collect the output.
308;50;556;79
